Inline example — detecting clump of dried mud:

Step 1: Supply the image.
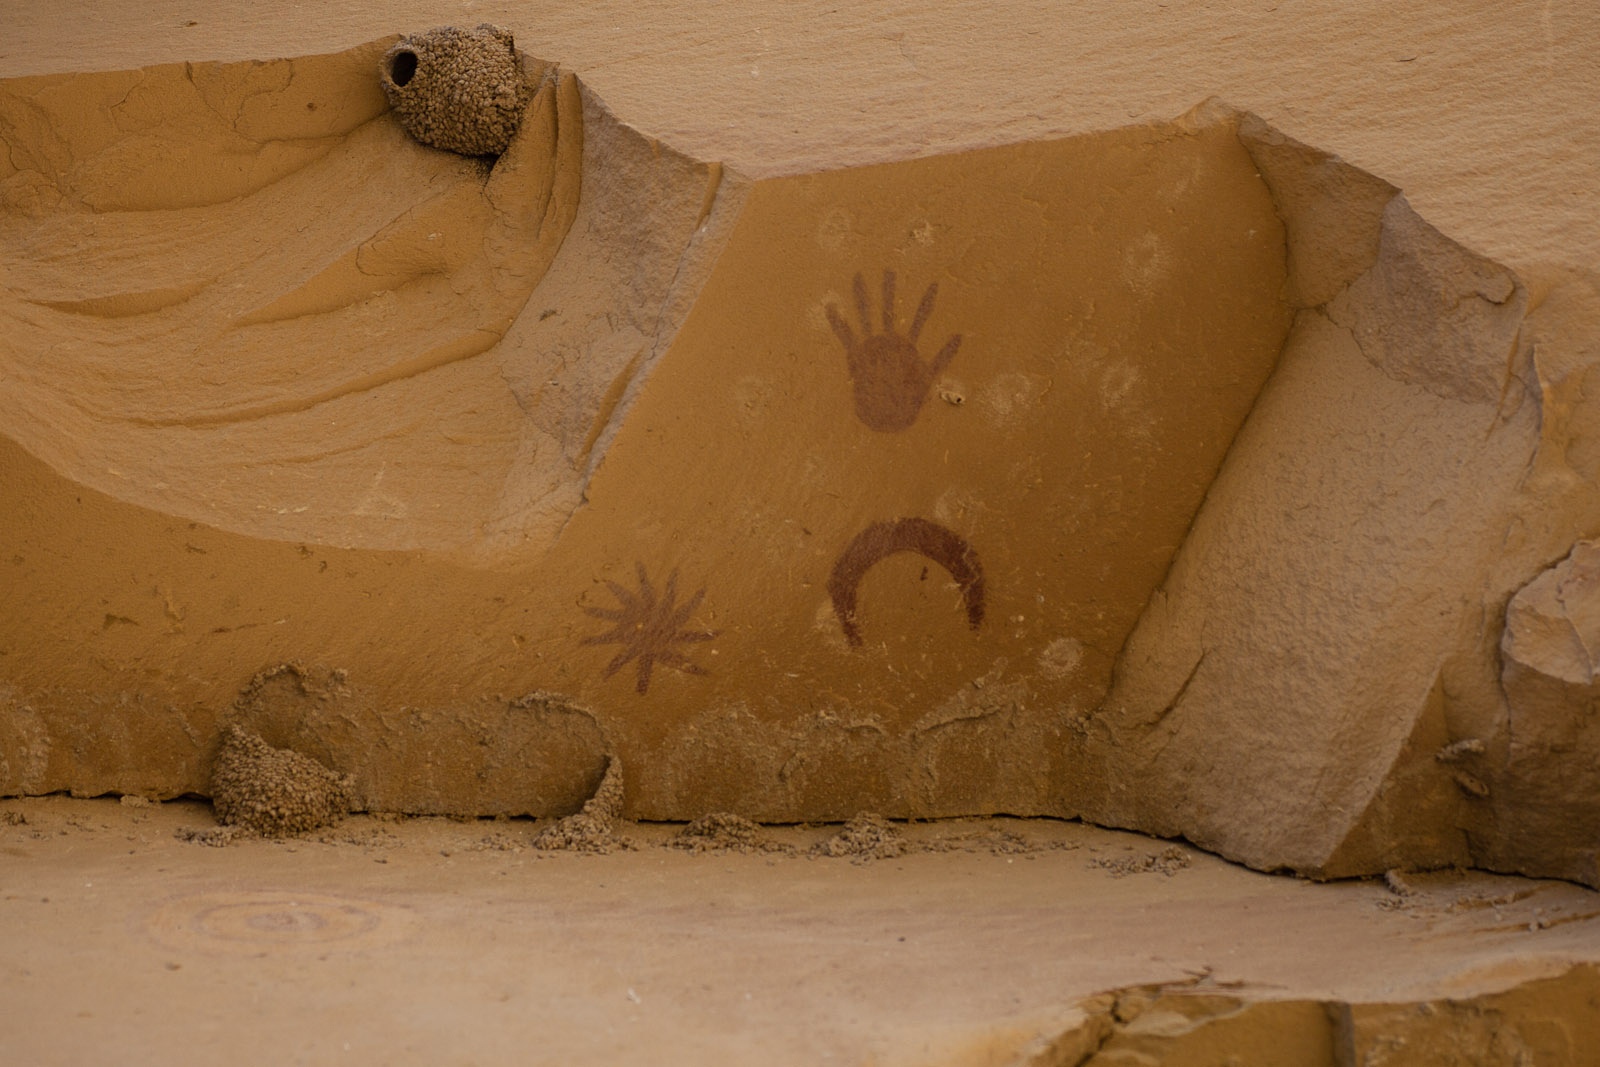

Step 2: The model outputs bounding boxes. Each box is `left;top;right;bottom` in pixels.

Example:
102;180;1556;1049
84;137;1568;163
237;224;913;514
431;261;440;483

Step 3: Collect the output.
931;825;1057;855
669;812;793;855
532;757;630;853
811;813;907;862
209;726;353;837
174;825;243;847
380;24;533;156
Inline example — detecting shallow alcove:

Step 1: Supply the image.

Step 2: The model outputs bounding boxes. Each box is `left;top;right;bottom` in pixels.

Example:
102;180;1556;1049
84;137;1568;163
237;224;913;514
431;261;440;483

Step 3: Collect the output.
0;45;1596;895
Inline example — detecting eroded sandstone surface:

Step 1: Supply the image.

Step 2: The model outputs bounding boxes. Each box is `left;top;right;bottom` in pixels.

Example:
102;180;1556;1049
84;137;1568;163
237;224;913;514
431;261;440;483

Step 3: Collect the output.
4;796;1600;1066
3;27;1600;895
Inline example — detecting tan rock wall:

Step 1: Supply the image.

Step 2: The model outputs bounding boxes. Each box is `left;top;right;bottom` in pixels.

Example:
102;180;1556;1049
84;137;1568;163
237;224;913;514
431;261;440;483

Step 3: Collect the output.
5;35;1600;885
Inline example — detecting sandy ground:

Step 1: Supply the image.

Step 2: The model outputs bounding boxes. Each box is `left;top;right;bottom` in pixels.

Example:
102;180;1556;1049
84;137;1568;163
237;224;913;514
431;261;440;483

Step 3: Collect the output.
4;796;1600;1065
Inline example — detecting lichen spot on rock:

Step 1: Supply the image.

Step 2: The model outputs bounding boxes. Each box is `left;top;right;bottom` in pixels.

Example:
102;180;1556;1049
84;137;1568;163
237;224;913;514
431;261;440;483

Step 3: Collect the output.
380;24;534;156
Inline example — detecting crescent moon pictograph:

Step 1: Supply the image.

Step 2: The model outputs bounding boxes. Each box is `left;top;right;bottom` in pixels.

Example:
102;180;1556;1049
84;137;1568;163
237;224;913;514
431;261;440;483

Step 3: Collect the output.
827;517;985;647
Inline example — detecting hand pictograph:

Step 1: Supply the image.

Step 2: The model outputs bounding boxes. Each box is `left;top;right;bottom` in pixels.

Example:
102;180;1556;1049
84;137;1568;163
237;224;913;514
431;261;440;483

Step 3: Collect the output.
826;270;963;432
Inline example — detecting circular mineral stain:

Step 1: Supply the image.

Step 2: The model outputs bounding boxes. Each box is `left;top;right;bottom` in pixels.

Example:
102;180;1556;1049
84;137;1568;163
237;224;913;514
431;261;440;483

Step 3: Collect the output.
1038;637;1085;679
146;891;413;955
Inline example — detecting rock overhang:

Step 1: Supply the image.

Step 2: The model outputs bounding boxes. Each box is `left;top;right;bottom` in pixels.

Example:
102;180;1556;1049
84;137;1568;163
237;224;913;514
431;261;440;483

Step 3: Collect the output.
2;40;1599;888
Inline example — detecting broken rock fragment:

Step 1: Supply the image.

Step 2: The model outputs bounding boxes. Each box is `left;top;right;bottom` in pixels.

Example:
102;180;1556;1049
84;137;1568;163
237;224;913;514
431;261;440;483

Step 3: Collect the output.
1494;540;1600;885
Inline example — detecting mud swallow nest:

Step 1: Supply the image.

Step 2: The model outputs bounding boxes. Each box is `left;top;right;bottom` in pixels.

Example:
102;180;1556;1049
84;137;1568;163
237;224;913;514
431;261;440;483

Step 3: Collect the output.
210;725;353;837
531;756;625;852
380;24;534;156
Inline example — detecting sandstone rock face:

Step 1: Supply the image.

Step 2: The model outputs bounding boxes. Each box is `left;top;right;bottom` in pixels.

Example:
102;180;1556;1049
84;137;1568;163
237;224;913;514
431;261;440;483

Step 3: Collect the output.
3;37;1600;886
1494;542;1600;886
1079;121;1540;878
1504;543;1600;688
1054;965;1600;1067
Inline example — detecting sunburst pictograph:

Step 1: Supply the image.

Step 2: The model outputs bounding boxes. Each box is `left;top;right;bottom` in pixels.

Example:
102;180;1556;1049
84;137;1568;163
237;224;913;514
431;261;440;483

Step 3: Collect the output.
581;562;718;695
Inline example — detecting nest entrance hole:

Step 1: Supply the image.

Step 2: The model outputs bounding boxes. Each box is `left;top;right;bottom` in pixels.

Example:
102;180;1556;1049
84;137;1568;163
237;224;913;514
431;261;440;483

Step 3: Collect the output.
389;50;418;88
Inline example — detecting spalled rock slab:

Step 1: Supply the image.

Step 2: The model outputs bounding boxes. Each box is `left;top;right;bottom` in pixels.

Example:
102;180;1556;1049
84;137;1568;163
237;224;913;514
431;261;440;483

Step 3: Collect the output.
1504;541;1600;687
1079;120;1539;878
1495;541;1600;887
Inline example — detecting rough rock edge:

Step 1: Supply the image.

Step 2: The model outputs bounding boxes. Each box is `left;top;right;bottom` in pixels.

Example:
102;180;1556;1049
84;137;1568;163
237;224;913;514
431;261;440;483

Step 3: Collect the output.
1010;963;1600;1066
1083;104;1543;883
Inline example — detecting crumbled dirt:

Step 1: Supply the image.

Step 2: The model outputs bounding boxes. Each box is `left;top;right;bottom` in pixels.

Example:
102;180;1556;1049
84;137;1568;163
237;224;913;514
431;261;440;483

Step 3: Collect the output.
801;815;1079;861
668;812;794;855
2;810;26;826
308;826;402;850
174;825;243;847
918;825;1080;856
810;813;907;863
941;826;1036;854
531;756;630;853
209;725;353;837
464;832;526;853
1091;844;1193;877
1384;868;1418;897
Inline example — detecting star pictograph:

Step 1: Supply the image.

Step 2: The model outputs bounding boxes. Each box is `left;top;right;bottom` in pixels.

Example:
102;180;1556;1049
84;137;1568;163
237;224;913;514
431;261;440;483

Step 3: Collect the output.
581;562;717;695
